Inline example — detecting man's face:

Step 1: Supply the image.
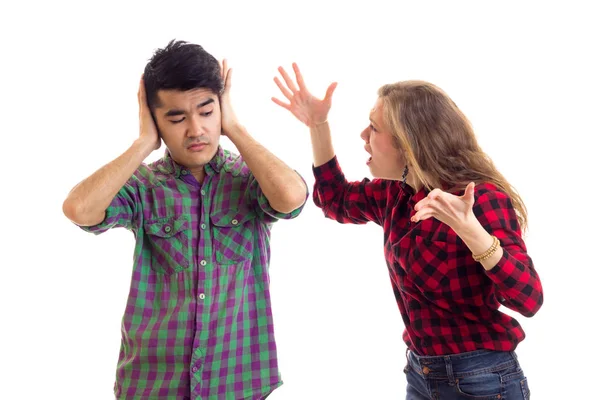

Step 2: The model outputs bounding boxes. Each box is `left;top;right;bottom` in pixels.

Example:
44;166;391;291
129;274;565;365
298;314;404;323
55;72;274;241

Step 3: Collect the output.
154;88;221;171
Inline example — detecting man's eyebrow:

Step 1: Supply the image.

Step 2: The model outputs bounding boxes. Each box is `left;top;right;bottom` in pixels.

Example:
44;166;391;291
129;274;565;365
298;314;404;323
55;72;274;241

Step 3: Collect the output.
197;98;215;108
164;109;184;117
163;98;215;118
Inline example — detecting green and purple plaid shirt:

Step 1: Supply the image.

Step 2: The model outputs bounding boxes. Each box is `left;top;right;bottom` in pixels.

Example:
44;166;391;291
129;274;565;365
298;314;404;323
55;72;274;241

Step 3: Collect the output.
80;145;306;400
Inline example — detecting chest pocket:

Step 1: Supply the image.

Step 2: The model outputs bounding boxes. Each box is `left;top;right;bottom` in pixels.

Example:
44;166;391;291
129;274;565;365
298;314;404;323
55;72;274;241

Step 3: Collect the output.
143;216;192;275
401;235;462;293
210;208;256;265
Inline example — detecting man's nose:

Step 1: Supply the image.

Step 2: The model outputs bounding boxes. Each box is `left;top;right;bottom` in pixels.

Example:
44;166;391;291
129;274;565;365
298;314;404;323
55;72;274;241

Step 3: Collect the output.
188;114;203;137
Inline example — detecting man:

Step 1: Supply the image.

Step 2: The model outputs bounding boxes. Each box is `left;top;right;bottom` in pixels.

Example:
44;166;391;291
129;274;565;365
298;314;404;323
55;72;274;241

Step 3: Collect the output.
62;40;308;400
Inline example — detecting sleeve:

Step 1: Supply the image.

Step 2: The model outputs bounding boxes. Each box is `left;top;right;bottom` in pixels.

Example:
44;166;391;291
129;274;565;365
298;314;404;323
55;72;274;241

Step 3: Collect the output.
77;181;140;234
474;187;544;317
247;170;308;224
312;156;395;226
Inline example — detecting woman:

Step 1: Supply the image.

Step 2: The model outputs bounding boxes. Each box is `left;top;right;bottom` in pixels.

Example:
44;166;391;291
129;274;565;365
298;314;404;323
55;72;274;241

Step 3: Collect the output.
272;63;543;400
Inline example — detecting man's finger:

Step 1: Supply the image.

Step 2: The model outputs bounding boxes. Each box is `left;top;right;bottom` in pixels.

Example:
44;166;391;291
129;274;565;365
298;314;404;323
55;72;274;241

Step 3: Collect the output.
225;67;232;88
221;59;228;80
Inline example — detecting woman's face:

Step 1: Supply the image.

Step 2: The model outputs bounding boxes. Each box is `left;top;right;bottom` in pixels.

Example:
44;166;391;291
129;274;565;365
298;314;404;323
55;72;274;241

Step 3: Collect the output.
360;98;407;180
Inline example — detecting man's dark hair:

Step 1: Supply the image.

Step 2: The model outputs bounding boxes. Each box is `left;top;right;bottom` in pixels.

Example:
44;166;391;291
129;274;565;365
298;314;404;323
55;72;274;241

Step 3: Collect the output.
143;39;223;110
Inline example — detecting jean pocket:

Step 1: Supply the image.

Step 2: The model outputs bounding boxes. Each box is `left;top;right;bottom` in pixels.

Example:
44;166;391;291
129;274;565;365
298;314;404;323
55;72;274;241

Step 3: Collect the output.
210;208;255;265
143;215;192;275
454;372;502;399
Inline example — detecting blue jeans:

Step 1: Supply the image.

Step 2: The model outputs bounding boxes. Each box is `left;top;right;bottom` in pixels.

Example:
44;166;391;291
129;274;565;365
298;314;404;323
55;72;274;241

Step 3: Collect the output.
404;349;530;399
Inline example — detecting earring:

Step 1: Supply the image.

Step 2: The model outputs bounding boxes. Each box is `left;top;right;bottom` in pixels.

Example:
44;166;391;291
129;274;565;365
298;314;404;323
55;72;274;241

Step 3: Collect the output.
401;165;409;185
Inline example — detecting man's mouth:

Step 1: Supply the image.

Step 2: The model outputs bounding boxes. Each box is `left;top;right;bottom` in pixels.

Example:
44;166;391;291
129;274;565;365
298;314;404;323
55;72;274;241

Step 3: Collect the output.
188;143;208;151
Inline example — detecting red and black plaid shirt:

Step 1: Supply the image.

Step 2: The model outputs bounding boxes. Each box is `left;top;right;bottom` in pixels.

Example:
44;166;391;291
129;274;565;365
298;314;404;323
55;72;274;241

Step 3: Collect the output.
313;156;543;356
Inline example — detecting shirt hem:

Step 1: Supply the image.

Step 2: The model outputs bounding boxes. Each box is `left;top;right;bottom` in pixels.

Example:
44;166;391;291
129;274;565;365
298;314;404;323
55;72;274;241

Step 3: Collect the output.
246;380;283;400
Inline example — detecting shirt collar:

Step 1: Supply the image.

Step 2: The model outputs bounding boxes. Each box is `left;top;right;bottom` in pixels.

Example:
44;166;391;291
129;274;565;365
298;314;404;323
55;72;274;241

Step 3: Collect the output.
405;182;462;206
160;145;226;178
409;187;428;204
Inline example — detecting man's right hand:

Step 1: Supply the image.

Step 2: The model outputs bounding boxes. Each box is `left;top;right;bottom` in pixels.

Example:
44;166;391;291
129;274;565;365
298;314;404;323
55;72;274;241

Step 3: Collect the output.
138;76;161;151
63;76;162;227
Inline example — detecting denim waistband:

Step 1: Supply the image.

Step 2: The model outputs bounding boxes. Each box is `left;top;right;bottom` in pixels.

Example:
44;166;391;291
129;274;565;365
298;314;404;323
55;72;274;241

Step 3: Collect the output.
405;348;519;381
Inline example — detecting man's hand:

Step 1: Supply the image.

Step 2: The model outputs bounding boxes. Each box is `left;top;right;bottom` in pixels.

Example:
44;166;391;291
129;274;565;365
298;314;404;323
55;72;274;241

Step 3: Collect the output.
138;76;161;151
219;59;243;138
62;76;161;227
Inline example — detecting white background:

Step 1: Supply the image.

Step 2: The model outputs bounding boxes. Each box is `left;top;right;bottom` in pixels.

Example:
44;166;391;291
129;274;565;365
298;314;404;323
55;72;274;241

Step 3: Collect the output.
1;1;599;399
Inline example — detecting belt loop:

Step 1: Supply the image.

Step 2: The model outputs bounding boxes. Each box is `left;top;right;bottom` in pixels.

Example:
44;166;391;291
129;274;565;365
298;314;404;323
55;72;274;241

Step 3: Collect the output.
404;348;410;373
444;356;455;387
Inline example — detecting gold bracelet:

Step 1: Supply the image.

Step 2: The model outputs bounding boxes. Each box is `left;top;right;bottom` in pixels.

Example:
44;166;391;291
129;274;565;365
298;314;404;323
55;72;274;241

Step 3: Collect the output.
473;235;500;262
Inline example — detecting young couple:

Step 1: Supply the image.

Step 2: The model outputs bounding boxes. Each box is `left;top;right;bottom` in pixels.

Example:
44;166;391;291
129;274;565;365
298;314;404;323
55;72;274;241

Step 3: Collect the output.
63;39;542;400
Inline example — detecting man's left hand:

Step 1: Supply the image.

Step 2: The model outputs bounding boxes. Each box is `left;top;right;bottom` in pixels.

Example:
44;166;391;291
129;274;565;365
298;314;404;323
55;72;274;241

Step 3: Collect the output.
220;59;243;137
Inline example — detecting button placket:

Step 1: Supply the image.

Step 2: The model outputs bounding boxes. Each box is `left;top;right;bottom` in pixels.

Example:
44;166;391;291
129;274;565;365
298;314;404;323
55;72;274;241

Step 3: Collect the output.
190;179;212;393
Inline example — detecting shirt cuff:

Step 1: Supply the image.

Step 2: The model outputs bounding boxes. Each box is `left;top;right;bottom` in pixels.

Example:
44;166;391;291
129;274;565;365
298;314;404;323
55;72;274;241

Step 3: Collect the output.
483;248;514;282
256;170;308;220
312;155;344;184
77;204;119;235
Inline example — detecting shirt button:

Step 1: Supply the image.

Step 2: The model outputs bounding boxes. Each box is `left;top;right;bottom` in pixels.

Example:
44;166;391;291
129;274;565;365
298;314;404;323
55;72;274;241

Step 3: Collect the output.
192;366;198;373
164;225;172;233
198;293;205;300
200;260;207;266
201;190;206;195
182;170;188;175
201;223;206;229
231;219;238;225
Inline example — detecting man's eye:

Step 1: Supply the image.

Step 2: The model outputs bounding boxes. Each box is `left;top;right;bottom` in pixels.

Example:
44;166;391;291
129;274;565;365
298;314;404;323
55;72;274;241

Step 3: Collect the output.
170;118;185;124
201;111;213;117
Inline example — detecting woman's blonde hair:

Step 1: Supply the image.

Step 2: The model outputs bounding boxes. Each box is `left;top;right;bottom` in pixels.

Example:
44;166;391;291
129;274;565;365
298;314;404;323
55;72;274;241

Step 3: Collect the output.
378;81;528;231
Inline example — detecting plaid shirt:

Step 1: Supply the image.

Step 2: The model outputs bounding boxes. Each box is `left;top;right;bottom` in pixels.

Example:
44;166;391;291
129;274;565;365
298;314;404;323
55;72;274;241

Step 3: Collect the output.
80;146;306;399
313;156;543;356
